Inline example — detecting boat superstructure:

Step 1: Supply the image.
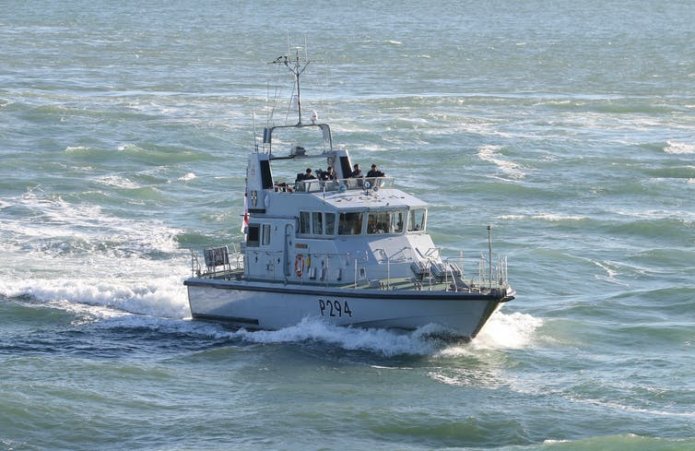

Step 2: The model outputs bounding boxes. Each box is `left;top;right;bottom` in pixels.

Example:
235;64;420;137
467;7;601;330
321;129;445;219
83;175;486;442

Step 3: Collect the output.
184;47;514;339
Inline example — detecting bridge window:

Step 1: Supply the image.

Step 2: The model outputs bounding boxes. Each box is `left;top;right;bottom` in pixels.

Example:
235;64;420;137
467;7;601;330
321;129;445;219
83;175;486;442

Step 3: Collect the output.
298;211;337;237
391;211;405;233
338;212;363;235
367;212;389;234
299;212;311;234
367;211;405;235
312;212;323;235
325;213;336;235
408;209;427;232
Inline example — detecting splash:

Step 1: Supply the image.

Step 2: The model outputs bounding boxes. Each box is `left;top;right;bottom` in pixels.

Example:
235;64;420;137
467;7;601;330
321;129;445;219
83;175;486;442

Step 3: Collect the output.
68;310;542;358
230;311;542;358
474;311;542;348
437;311;542;357
232;317;439;357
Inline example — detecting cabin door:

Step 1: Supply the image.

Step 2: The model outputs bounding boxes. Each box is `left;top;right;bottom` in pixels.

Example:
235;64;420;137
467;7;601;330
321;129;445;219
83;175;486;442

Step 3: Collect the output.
284;223;294;278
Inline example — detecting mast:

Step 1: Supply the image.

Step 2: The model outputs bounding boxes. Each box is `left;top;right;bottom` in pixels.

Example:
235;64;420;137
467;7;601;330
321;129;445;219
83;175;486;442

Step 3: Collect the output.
272;46;310;126
263;43;332;156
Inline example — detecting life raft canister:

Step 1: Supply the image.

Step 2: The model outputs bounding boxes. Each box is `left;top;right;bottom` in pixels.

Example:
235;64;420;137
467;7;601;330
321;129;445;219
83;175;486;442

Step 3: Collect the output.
294;254;305;277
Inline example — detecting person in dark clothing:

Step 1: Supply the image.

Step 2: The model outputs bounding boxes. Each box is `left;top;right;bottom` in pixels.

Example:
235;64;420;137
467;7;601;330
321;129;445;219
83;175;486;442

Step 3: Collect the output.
367;164;384;178
304;168;316;180
351;164;363;178
321;166;336;180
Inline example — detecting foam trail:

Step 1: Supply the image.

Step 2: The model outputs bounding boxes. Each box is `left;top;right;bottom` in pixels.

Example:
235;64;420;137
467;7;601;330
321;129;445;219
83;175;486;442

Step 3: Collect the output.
0;274;191;320
0;193;191;320
232;317;439;357
199;312;540;358
87;315;442;356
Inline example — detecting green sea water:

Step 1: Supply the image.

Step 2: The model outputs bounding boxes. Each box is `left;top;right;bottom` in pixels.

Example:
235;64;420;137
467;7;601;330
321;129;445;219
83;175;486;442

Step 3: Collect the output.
1;0;694;449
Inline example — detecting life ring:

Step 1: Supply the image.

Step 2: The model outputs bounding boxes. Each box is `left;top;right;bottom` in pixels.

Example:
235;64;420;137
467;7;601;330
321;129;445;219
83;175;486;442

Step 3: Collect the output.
294;254;305;277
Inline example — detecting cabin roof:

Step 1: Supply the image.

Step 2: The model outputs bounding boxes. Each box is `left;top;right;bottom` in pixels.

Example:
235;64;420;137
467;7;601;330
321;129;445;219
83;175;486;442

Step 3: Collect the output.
319;188;428;211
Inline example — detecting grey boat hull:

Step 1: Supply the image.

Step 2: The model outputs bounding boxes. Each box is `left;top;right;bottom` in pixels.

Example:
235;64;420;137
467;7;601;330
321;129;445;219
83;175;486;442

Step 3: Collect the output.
184;278;514;339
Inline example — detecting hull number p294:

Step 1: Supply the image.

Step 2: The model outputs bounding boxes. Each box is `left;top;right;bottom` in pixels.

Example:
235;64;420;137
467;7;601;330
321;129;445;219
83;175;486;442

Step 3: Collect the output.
318;299;352;318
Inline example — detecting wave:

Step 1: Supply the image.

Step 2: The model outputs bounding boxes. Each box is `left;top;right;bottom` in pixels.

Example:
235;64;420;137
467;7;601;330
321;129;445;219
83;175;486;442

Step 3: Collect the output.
543;434;695;449
94;175;141;190
117;143;208;164
182;310;541;358
607;286;695;314
64;143;207;165
0;273;190;321
0;191;183;257
477;145;526;180
211;310;541;358
178;172;197;182
498;213;587;223
0;191;192;323
607;216;694;242
232;317;439;357
645;165;695;180
663;140;694;154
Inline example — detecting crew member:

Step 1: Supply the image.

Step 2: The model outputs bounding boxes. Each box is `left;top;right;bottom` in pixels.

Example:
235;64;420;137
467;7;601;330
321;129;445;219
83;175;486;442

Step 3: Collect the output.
351;164;362;178
367;164;384;178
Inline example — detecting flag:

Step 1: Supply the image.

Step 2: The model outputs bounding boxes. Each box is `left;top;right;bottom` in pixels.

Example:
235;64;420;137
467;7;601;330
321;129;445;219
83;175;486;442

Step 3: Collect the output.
241;191;249;235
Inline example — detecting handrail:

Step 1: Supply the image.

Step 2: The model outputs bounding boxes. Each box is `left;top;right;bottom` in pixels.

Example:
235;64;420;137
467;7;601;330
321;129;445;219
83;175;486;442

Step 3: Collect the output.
294;176;394;193
373;248;391;289
191;243;510;292
190;244;244;278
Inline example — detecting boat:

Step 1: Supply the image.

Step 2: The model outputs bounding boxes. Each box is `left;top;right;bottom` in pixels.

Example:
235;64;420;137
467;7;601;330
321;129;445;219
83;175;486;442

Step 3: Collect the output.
184;47;515;340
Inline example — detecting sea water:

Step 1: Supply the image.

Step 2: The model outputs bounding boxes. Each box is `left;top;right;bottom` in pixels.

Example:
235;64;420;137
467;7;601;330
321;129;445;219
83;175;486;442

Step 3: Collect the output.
1;0;694;449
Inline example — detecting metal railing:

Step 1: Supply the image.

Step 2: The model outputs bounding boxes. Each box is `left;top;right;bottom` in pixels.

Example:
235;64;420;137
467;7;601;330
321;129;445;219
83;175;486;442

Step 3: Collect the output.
190;243;510;293
190;244;244;278
405;247;510;292
294;176;394;193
